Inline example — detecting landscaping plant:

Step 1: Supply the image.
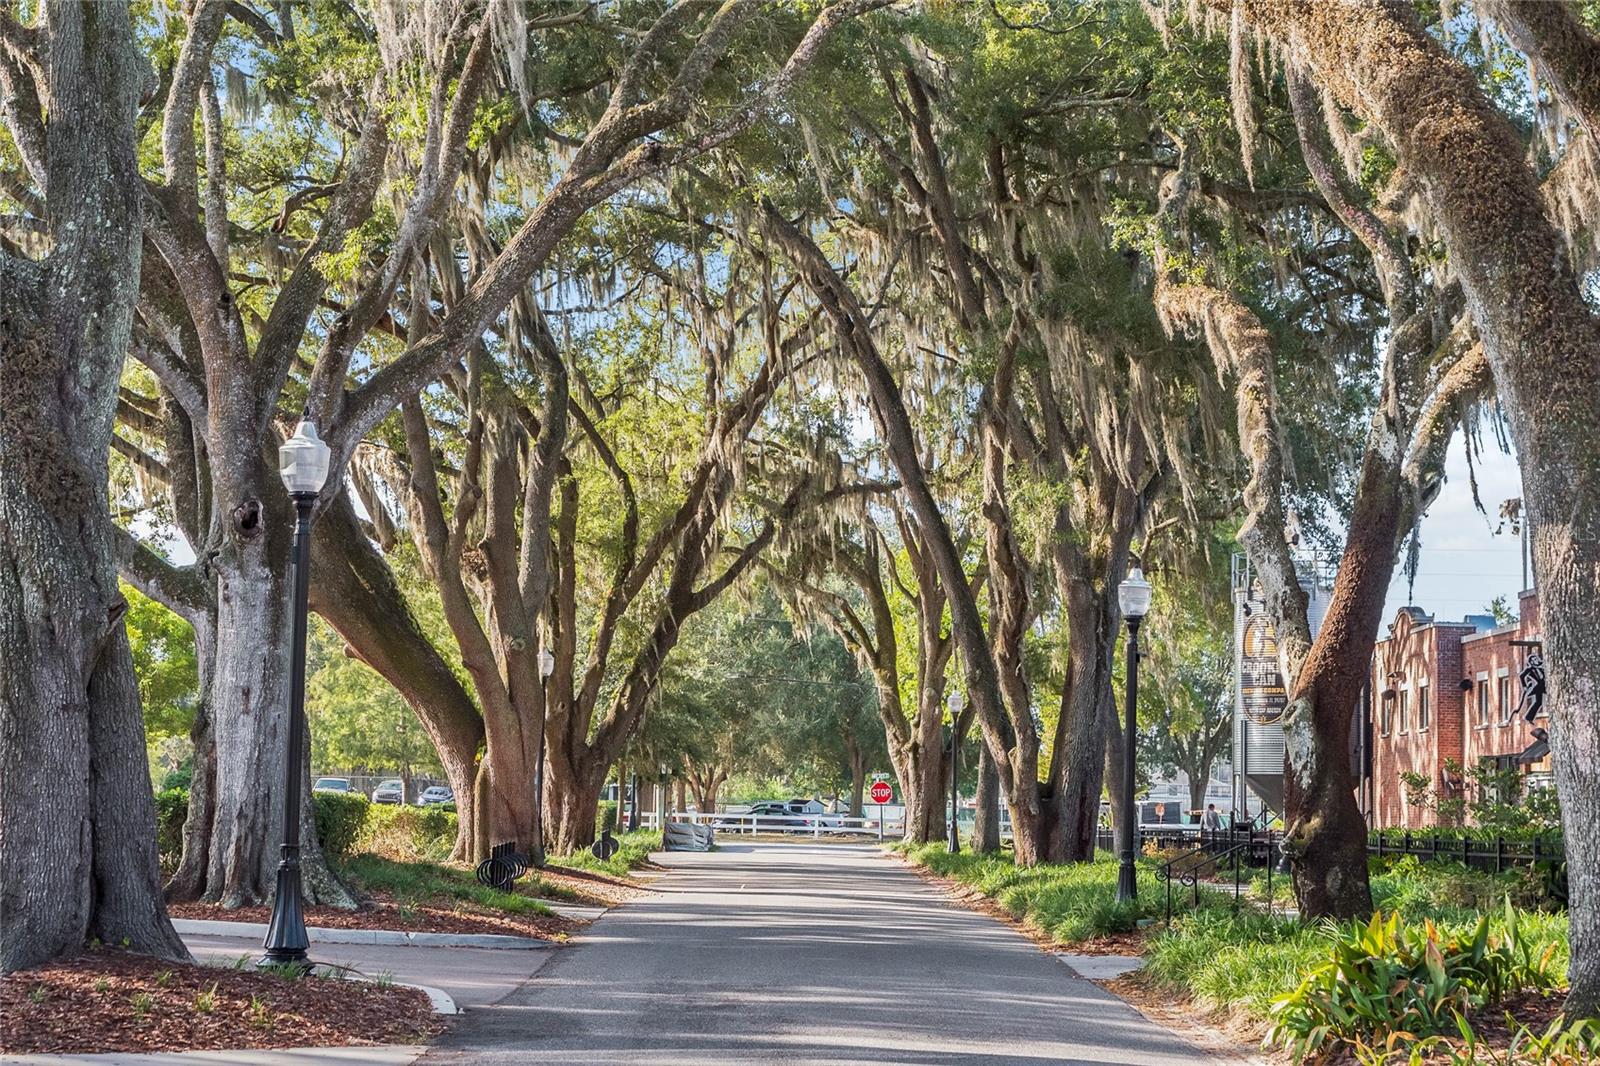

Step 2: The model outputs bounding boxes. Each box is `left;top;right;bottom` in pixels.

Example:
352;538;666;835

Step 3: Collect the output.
1265;903;1564;1061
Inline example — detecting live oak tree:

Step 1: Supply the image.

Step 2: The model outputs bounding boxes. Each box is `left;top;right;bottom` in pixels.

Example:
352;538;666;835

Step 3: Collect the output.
767;503;974;842
1137;572;1234;819
1209;0;1600;1015
0;0;186;971
755;8;1243;865
96;0;887;897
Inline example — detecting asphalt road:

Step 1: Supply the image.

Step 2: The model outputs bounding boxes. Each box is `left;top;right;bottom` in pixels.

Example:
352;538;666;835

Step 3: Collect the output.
418;842;1222;1065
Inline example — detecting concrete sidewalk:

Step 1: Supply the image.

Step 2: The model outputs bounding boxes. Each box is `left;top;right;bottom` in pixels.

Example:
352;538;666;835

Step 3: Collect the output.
182;933;556;1011
169;918;552;950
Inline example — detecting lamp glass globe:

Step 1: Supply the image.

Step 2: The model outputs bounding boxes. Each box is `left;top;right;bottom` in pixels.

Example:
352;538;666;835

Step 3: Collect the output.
279;420;331;496
1118;566;1153;619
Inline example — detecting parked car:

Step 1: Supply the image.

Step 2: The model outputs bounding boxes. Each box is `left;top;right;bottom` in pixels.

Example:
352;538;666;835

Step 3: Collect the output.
313;777;351;793
741;801;817;832
784;798;843;827
418;785;454;807
371;779;404;805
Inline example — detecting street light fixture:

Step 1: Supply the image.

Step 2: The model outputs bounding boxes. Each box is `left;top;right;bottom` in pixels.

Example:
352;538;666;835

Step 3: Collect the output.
532;647;555;867
946;690;965;853
1115;565;1152;904
261;418;330;971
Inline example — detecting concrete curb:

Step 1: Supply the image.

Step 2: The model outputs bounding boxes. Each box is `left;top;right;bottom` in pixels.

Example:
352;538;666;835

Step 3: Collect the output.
540;900;608;922
171;919;550;951
1055;953;1144;980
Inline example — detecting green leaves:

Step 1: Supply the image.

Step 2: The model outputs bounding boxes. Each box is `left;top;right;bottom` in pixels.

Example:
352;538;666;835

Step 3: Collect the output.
1264;904;1566;1062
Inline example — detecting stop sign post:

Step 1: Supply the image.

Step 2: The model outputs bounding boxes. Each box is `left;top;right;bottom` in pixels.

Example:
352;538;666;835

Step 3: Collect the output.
869;779;892;840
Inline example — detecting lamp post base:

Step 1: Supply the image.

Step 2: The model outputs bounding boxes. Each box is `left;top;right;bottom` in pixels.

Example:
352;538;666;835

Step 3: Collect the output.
1115;853;1138;904
259;849;312;974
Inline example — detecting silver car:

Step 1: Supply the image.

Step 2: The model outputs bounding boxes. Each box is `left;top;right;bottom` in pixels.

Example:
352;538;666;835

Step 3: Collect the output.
371;779;404;805
418;785;454;807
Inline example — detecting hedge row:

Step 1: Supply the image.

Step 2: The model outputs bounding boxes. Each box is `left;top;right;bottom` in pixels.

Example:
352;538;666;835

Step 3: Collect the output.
155;789;458;867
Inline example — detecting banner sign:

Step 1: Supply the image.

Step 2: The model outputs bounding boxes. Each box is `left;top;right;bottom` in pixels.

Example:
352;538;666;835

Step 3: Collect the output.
1240;612;1288;725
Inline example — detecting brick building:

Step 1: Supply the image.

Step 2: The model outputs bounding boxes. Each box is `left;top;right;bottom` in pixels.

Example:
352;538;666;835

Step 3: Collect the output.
1368;590;1549;828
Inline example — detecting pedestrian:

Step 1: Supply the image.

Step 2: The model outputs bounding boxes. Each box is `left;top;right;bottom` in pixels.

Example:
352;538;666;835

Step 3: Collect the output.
1201;803;1222;833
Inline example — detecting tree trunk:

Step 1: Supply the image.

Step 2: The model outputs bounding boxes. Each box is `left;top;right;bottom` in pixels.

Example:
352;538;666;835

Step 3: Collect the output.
1188;774;1208;823
0;0;186;971
905;685;948;842
547;757;609;855
173;538;351;907
848;749;867;819
1231;0;1600;1006
972;744;1002;854
1103;709;1126;854
1046;585;1118;862
310;490;483;860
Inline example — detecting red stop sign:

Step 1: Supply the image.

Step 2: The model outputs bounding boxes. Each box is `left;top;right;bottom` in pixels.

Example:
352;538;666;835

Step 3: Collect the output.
869;780;893;804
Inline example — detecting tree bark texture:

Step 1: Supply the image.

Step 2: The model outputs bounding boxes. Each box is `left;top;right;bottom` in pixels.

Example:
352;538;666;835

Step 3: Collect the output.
972;743;1002;854
0;0;186;971
1228;0;1600;1000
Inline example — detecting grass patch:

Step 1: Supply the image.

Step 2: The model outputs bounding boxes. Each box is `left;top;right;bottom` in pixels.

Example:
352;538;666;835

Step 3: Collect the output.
339;853;553;917
893;841;1180;943
1144;909;1327;1020
555;830;660;878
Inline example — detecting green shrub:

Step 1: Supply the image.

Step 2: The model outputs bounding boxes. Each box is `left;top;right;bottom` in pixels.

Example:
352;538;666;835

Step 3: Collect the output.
1145;911;1327;1019
339;853;553;917
1265;903;1565;1062
559;829;659;877
159;761;192;792
1371;855;1554;918
357;804;457;862
312;790;370;858
154;788;189;871
596;800;619;836
895;841;1167;943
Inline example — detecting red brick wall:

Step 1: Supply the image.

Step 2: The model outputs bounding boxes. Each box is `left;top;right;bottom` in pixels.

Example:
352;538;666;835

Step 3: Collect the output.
1367;593;1547;829
1461;595;1545;771
1370;611;1475;828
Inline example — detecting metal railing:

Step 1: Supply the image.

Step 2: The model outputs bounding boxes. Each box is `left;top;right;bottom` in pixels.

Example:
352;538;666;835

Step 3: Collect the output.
642;809;905;840
1154;827;1282;925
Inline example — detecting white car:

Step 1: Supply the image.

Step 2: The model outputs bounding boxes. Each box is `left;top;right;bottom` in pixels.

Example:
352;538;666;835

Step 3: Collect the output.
418;785;455;807
313;777;352;793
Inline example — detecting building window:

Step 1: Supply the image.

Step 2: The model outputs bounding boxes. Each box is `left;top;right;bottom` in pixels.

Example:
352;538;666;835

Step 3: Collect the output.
1476;679;1489;727
1380;696;1393;735
1398;689;1410;733
1498;674;1513;725
1417;684;1430;732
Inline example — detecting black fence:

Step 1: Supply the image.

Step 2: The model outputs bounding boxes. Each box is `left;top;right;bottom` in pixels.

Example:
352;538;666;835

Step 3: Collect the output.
1370;830;1565;878
1095;820;1568;921
1096;822;1565;873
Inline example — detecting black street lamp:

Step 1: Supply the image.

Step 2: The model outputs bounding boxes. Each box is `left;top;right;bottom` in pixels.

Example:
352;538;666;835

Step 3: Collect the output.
531;647;555;867
261;418;331;971
946;690;965;853
1115;565;1152;904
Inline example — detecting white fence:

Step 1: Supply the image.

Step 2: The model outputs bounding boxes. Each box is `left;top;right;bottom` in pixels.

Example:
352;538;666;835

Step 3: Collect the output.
640;809;906;840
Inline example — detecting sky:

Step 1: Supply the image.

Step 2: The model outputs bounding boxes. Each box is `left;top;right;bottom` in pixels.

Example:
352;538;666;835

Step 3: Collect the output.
1378;435;1526;624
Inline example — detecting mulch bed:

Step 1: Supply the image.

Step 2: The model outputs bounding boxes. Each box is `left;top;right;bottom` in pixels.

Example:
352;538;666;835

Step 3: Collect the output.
0;948;446;1055
537;863;652;907
170;889;580;940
